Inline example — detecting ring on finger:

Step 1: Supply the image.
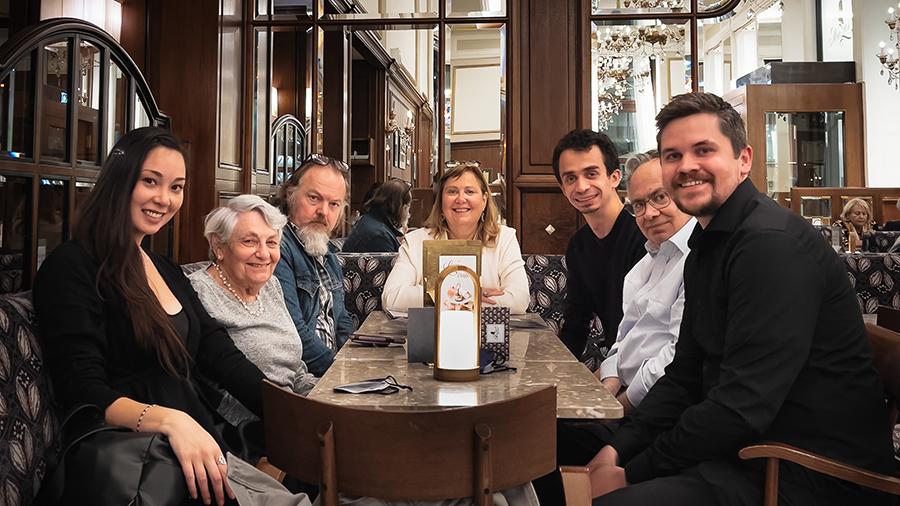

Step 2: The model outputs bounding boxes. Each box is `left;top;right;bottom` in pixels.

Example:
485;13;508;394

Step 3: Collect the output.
217;455;227;466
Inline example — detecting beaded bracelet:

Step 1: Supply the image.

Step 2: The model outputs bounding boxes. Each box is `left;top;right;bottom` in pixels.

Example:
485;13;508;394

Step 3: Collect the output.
136;404;157;432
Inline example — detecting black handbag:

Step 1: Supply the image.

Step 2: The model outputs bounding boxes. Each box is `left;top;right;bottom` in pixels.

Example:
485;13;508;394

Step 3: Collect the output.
35;404;193;506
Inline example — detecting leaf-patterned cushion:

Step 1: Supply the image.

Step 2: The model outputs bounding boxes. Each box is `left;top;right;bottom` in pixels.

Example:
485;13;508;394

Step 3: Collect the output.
0;292;59;506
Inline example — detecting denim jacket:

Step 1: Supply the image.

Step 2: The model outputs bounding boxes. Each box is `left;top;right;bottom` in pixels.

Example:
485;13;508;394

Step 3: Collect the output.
273;224;354;376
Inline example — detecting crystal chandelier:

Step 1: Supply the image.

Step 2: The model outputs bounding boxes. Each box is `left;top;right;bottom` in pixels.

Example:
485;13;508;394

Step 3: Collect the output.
877;4;900;89
594;23;683;129
622;0;685;11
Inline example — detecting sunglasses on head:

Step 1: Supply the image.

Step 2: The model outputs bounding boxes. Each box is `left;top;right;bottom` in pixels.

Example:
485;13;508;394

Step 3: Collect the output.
303;153;350;173
444;160;481;171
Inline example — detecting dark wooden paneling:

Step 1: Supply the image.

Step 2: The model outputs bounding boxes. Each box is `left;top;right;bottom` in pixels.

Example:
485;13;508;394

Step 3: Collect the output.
508;0;578;255
120;0;147;72
523;0;574;172
519;190;580;255
409;187;434;230
148;0;220;263
450;140;502;181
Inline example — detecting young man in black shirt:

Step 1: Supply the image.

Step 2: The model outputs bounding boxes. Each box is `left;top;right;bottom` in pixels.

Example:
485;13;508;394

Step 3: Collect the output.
553;129;646;366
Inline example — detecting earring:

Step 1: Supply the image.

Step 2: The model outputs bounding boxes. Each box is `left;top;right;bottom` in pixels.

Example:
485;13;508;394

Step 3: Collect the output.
480;211;485;223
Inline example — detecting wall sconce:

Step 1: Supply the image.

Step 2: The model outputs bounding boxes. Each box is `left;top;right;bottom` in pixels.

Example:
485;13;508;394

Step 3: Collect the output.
385;109;416;153
434;264;481;382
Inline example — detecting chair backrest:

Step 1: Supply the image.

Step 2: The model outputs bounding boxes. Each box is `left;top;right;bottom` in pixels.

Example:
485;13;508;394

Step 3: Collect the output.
261;380;556;505
866;323;900;426
876;306;900;334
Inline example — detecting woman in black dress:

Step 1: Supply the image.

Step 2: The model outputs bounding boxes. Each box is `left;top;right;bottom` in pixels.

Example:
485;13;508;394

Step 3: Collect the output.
33;127;266;506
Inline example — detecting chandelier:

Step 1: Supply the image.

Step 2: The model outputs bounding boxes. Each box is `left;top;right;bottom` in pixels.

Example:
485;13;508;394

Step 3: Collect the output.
622;0;684;11
594;24;683;129
877;5;900;89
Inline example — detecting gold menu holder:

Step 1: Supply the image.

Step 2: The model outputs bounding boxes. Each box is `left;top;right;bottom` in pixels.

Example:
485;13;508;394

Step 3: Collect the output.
434;264;481;382
422;240;482;307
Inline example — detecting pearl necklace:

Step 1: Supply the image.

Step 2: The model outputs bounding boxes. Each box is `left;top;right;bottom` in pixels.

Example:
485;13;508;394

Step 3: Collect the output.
214;263;265;316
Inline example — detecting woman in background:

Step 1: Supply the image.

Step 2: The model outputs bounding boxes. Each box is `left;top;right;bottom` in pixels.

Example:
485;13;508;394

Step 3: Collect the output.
33;127;266;506
382;163;529;314
342;179;411;253
835;197;879;249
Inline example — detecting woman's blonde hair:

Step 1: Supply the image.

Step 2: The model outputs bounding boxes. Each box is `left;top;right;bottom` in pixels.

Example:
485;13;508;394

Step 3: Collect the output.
841;197;873;233
425;164;500;247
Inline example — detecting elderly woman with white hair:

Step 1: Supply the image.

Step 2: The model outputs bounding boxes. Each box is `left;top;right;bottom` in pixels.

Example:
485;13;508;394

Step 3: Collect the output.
189;195;318;430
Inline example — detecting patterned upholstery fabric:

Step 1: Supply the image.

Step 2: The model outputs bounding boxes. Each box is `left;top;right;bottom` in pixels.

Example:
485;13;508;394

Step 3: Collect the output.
0;292;59;506
0;254;24;295
522;254;604;370
842;253;900;313
813;225;841;251
336;253;397;330
862;231;900;253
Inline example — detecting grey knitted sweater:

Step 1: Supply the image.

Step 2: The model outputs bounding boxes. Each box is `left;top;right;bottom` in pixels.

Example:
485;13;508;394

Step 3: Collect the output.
190;266;318;424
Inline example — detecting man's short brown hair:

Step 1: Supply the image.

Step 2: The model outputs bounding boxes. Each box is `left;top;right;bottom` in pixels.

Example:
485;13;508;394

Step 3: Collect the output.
655;92;747;158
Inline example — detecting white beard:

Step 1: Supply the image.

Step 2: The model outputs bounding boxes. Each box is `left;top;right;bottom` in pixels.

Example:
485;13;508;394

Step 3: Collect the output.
298;225;330;258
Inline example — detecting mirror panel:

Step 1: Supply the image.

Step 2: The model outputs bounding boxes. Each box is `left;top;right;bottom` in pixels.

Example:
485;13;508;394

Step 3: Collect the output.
272;0;312;20
36;177;67;270
134;94;150;128
42;39;69;161
0;53;36;159
444;23;505;181
447;0;505;18
254;26;271;171
0;174;32;294
764;111;845;196
77;40;101;163
326;0;438;20
107;59;126;154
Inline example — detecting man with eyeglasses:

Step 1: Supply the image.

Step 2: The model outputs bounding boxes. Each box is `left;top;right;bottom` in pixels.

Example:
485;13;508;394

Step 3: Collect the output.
272;154;355;377
596;150;695;416
552;129;646;367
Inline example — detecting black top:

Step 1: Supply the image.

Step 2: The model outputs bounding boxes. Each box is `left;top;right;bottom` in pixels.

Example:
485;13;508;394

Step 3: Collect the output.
342;212;403;253
609;179;894;501
559;208;646;359
33;241;266;445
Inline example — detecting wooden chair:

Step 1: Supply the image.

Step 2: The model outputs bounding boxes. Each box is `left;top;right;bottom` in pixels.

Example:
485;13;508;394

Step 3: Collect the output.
738;323;900;506
259;380;590;506
877;306;900;335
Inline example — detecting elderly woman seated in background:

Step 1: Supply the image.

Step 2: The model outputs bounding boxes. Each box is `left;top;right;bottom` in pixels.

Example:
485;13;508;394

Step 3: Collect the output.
835;197;880;249
189;195;318;430
342;178;411;252
382;162;529;314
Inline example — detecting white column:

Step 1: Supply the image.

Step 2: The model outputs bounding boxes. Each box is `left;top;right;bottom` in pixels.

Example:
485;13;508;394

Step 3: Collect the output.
856;0;900;187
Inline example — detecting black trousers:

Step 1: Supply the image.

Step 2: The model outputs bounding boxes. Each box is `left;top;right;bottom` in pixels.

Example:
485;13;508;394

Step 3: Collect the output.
538;420;889;506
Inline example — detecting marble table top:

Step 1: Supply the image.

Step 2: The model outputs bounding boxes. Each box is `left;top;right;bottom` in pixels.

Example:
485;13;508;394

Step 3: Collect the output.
308;311;623;419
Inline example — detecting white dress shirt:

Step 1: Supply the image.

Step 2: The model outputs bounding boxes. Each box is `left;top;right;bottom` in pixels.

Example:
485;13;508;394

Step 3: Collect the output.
599;217;696;408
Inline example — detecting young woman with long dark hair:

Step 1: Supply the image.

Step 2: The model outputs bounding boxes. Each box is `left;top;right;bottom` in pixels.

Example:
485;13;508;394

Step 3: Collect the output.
33;127;266;506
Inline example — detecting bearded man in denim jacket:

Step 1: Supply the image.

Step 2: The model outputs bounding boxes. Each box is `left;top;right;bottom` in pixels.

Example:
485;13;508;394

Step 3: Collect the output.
272;155;355;376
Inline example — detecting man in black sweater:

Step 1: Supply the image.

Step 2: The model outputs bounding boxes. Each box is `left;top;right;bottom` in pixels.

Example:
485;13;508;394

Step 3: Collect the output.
553;129;646;367
588;92;894;505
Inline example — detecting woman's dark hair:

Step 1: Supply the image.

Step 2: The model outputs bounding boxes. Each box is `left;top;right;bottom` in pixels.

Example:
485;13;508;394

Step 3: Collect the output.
72;126;191;378
363;179;411;229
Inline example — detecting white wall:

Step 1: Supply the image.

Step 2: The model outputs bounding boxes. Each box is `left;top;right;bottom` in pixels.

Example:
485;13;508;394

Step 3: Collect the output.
856;0;900;187
781;0;816;62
